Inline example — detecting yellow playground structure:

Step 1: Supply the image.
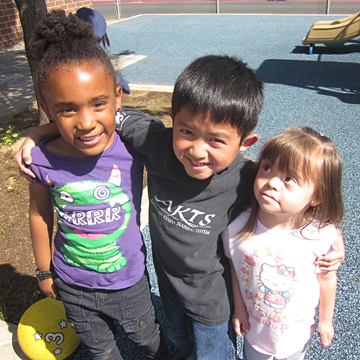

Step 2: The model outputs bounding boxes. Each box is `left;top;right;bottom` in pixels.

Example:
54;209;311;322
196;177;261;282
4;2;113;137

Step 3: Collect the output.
302;12;360;54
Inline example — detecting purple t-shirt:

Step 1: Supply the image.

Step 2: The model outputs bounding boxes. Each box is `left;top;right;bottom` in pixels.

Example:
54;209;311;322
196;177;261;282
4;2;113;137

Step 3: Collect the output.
30;133;145;290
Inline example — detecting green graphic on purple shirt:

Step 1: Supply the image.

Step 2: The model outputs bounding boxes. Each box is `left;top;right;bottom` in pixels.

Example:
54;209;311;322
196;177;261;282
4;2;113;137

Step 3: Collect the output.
49;165;131;273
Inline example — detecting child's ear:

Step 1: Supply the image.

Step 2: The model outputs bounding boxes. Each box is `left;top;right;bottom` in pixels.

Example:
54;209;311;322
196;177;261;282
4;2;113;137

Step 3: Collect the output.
239;134;259;152
115;85;122;110
310;199;321;207
169;110;173;120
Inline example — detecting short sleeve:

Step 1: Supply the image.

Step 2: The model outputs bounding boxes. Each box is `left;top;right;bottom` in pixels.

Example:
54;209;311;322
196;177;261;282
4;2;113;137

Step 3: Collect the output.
310;225;338;273
221;227;231;258
29;144;51;187
115;108;165;152
222;211;250;259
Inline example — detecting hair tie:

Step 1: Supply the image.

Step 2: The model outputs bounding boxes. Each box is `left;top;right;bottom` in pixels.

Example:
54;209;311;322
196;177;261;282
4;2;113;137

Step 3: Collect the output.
319;132;324;136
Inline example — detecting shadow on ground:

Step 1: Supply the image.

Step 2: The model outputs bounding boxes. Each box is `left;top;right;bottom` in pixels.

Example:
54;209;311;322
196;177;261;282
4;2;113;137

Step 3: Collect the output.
0;264;45;326
256;58;360;104
293;39;360;55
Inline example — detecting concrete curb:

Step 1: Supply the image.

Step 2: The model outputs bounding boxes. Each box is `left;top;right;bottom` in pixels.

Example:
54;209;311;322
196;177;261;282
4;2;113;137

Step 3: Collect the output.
130;84;174;92
0;320;30;360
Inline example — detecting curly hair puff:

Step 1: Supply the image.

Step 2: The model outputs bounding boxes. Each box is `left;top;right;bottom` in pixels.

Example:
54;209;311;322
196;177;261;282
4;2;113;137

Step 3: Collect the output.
30;9;116;100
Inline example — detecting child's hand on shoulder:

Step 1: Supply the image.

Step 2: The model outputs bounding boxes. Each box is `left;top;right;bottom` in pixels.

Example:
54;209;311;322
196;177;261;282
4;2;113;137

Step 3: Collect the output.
315;229;345;271
14;122;60;183
318;320;334;348
14;135;37;183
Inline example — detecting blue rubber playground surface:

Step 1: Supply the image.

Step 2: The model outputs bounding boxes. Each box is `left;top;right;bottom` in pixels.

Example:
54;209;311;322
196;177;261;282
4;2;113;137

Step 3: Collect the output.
69;14;360;360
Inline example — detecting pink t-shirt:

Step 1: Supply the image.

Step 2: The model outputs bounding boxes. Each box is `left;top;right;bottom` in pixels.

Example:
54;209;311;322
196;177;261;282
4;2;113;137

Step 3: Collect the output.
222;211;337;358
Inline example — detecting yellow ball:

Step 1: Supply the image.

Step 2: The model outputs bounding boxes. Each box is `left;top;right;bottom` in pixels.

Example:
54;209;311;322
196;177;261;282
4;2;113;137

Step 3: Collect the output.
17;298;81;360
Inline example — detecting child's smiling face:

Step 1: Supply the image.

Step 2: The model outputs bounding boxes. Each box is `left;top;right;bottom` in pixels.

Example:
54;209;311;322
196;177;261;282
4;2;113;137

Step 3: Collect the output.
40;60;121;157
172;107;257;180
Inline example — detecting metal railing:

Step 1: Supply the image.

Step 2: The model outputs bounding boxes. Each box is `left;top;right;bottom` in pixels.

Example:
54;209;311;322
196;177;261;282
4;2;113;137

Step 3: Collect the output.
109;0;360;18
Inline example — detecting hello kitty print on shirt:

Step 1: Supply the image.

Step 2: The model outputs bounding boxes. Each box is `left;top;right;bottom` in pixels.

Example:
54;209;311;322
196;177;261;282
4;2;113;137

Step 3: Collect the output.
240;248;292;327
259;264;295;310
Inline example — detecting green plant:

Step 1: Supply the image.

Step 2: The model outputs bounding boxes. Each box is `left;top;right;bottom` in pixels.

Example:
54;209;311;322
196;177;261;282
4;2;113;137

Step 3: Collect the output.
1;125;19;146
0;304;6;321
0;305;5;321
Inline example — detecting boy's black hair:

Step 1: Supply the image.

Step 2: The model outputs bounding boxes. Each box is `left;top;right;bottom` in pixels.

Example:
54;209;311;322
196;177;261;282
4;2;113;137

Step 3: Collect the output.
172;55;264;142
30;10;117;100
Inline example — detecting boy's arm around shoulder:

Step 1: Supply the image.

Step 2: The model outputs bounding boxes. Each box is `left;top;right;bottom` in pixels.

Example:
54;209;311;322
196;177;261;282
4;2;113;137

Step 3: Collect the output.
29;182;59;299
317;270;337;348
315;228;345;271
115;108;166;149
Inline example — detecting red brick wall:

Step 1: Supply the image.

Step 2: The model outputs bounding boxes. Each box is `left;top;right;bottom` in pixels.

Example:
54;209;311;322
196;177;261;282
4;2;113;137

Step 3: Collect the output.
0;0;93;49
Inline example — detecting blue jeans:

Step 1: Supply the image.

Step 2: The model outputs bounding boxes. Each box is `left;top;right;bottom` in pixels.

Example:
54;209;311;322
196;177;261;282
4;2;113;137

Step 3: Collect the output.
161;293;236;360
54;273;168;360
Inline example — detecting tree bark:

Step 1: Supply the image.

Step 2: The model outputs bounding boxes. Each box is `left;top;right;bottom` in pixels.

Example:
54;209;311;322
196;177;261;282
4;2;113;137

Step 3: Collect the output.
15;0;48;124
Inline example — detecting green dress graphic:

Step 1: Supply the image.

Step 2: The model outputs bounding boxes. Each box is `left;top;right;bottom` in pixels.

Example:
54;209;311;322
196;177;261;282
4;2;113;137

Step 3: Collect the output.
49;165;131;273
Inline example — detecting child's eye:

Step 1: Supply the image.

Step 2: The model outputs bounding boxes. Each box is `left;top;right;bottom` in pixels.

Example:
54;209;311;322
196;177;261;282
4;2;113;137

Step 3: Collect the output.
263;165;272;173
94;102;105;108
285;177;297;185
211;138;225;145
60;108;75;116
181;129;193;136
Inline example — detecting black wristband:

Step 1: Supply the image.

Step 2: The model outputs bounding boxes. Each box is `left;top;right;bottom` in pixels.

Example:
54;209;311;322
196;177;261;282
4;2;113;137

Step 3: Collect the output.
35;269;54;281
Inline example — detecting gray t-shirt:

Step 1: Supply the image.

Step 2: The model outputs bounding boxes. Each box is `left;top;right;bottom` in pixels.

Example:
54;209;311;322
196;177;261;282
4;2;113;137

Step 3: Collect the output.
116;108;255;325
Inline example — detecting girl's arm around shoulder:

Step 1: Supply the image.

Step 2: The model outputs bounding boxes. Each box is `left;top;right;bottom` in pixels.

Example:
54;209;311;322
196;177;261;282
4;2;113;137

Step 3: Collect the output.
317;270;337;348
29;182;59;299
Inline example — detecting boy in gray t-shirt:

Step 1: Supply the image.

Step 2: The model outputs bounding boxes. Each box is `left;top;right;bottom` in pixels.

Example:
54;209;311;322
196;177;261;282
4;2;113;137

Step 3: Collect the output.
16;54;344;360
114;55;343;360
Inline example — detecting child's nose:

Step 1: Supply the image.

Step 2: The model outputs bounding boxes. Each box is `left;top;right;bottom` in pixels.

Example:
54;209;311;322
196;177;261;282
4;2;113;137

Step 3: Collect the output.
190;140;207;159
267;176;281;190
78;110;96;130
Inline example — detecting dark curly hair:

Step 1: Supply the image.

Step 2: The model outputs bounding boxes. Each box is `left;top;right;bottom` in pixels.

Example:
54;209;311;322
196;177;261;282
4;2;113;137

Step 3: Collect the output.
30;9;117;100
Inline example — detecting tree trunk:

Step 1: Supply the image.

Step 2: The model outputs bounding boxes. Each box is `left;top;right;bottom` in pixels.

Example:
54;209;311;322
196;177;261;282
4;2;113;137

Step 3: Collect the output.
15;0;48;125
